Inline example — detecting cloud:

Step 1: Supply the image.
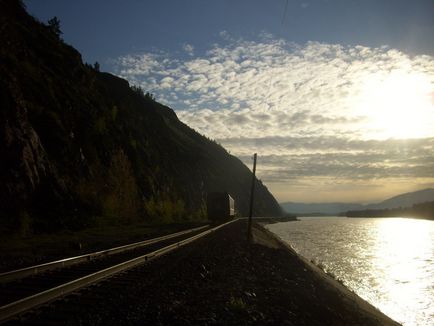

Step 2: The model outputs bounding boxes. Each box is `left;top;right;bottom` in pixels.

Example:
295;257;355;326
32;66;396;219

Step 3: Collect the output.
182;43;195;56
231;136;434;181
112;35;434;201
116;53;161;76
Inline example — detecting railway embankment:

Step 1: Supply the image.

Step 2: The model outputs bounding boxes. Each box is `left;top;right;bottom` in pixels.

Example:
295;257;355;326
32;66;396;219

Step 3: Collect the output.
14;219;400;325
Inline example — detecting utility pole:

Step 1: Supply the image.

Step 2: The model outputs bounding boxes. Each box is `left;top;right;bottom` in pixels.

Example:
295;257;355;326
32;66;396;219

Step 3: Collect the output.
247;153;257;243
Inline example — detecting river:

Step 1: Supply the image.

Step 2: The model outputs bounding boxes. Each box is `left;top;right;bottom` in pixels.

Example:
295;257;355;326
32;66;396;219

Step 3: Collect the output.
266;217;434;326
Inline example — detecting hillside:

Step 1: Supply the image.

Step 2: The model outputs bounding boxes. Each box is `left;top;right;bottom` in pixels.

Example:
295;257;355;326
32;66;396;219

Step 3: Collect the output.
345;201;434;219
363;188;434;210
0;0;281;234
281;188;434;216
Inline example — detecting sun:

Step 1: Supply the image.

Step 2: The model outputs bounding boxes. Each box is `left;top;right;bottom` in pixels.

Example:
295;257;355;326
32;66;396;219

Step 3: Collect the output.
355;70;434;140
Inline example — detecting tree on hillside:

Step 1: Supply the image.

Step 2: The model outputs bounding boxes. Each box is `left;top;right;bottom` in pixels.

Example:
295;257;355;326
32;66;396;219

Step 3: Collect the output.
94;61;100;72
130;85;156;101
47;16;62;37
145;92;155;101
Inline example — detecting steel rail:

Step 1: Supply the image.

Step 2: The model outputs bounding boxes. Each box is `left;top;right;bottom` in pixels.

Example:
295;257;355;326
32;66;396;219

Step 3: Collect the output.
0;219;237;323
0;225;208;284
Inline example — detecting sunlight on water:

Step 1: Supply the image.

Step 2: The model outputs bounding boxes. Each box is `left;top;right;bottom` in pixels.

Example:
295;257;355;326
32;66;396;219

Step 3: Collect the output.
373;219;433;325
266;217;434;326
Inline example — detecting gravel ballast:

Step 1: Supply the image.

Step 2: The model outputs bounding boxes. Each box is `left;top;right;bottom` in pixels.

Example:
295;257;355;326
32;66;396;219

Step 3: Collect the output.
14;220;400;325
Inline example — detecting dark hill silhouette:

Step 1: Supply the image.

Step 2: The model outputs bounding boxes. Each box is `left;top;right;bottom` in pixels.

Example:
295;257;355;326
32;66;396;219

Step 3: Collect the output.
281;188;434;216
0;0;281;234
363;188;434;210
345;201;434;219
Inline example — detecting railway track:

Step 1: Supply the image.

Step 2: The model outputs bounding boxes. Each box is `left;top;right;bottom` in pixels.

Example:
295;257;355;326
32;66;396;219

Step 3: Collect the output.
0;220;236;323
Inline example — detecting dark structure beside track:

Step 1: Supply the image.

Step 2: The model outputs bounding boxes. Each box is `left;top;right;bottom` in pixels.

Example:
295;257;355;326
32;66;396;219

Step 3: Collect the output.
206;192;235;222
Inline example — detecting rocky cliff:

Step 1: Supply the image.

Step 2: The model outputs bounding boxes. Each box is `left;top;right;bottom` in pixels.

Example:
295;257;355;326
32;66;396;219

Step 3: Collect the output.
0;0;281;234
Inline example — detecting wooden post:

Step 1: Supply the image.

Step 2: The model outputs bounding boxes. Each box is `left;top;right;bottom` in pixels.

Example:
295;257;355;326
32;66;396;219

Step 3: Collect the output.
247;153;257;243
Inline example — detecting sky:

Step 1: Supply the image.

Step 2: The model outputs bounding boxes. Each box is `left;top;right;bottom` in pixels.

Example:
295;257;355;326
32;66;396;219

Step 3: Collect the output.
24;0;434;204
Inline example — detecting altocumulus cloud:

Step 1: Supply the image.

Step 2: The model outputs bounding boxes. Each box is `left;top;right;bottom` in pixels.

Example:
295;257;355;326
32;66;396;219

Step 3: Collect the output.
113;35;434;202
182;43;195;56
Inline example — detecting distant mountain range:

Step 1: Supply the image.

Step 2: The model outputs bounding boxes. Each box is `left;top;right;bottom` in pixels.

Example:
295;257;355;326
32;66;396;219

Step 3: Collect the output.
281;188;434;215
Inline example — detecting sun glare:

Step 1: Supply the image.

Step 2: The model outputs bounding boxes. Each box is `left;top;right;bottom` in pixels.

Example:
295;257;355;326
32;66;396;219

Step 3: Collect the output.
355;70;434;140
373;218;433;325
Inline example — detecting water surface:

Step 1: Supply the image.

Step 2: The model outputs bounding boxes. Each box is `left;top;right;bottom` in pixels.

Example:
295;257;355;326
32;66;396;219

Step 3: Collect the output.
267;217;434;326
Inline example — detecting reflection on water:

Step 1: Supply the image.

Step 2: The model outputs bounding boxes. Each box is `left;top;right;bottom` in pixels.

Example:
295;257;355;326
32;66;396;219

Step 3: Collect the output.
267;217;434;326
